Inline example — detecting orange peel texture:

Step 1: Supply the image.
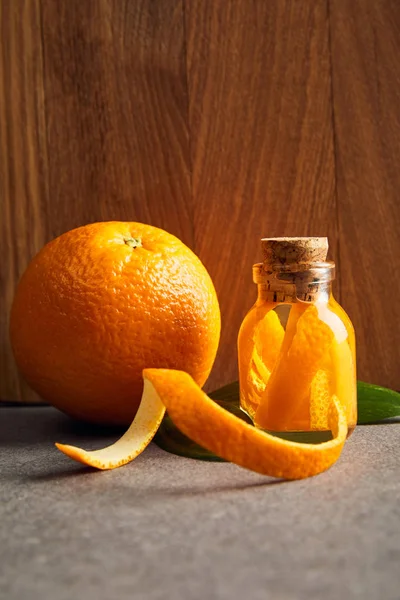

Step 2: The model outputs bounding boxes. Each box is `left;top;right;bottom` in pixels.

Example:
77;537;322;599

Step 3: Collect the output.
310;369;331;430
144;369;347;480
57;369;347;479
253;308;285;375
55;378;165;470
330;338;357;426
238;301;278;417
247;308;285;413
255;304;335;431
11;221;220;426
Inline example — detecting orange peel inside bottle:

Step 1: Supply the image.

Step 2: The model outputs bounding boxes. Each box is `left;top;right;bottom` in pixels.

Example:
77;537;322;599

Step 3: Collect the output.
247;307;285;411
309;339;357;431
255;304;335;430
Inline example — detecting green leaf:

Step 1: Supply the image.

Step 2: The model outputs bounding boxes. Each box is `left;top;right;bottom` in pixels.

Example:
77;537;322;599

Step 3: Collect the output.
154;412;225;461
154;379;400;460
357;381;400;424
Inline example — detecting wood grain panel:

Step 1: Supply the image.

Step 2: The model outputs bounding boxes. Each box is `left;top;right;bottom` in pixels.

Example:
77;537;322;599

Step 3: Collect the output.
185;0;336;390
3;0;399;404
0;0;191;402
40;0;191;241
0;0;49;402
330;0;400;388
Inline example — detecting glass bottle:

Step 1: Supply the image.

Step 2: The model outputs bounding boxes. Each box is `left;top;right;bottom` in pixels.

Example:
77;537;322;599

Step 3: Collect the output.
238;237;357;438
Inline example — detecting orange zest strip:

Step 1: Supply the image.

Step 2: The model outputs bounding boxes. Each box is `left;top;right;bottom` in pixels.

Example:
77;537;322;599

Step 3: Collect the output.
248;308;285;392
253;308;285;374
255;305;335;430
238;301;279;417
331;338;357;425
55;379;165;470
144;369;347;480
56;368;347;479
251;348;272;385
250;302;306;415
310;369;331;430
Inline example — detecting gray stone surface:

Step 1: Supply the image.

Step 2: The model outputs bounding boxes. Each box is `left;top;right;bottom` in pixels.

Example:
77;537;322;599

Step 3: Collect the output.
0;406;399;600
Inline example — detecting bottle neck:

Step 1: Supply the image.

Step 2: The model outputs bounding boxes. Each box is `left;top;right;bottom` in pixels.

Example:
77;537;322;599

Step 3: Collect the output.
257;280;332;304
254;262;335;304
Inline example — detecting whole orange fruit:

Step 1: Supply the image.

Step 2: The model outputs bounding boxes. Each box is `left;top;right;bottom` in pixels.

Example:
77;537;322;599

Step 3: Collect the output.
10;222;221;425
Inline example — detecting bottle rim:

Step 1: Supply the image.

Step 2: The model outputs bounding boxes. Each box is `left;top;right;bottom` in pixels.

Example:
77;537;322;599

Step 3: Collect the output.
253;261;335;285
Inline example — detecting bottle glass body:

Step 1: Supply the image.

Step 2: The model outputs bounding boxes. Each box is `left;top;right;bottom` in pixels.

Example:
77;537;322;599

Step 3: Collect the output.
238;264;357;437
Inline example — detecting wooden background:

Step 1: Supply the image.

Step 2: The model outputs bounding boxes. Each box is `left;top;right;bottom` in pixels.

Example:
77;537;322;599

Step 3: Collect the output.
1;0;400;403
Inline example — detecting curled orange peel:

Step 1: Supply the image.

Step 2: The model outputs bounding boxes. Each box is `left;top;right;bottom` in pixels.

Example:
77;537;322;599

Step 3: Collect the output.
55;378;165;470
310;369;331;430
57;369;347;479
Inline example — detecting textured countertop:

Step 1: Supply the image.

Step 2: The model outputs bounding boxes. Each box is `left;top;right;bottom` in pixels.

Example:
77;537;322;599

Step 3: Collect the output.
1;406;399;600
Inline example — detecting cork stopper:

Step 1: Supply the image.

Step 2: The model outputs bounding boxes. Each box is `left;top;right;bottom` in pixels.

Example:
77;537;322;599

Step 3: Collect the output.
261;237;328;270
254;237;333;301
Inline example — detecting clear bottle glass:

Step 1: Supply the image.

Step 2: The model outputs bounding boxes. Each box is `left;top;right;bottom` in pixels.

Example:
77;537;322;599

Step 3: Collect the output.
238;238;357;438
